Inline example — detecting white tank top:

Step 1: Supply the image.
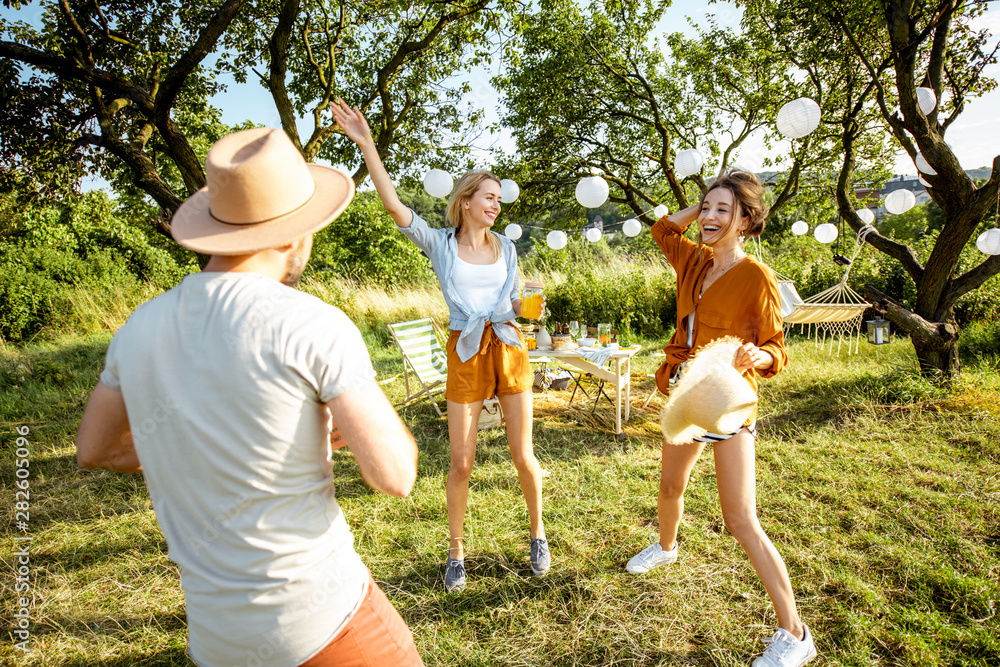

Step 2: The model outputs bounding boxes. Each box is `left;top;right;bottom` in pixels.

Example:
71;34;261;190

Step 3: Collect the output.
452;256;507;315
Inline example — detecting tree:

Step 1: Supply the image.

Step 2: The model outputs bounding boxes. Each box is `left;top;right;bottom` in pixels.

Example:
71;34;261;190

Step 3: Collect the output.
494;0;847;230
741;0;1000;376
0;0;514;234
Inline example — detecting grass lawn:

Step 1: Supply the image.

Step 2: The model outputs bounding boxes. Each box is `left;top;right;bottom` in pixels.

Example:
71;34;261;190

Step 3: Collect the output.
2;329;998;666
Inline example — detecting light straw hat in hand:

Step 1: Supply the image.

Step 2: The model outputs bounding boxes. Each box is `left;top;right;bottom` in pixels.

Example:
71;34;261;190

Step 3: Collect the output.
660;336;758;445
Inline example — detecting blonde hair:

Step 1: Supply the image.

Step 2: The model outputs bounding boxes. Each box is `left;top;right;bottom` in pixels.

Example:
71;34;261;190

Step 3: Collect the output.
446;171;503;263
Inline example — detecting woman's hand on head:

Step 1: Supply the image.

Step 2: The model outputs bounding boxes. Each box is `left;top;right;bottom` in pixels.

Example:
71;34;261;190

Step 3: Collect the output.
330;99;374;148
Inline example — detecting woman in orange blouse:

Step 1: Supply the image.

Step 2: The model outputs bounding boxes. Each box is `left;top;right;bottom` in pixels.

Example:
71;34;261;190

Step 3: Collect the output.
627;171;816;667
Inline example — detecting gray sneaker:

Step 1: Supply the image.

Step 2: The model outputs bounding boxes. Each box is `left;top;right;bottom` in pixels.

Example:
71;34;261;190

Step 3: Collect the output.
530;537;550;576
444;557;466;593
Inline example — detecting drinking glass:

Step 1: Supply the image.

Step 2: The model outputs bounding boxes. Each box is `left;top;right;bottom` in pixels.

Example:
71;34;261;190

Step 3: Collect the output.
597;323;612;347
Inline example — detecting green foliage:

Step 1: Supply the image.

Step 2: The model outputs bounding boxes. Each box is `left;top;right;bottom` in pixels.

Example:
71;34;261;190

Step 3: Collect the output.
958;320;1000;366
521;237;676;337
308;192;436;286
398;186;449;229
520;232;620;275
0;191;193;342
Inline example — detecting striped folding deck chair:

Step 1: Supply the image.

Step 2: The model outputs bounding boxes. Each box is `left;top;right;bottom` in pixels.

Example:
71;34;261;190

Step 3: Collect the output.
387;318;449;417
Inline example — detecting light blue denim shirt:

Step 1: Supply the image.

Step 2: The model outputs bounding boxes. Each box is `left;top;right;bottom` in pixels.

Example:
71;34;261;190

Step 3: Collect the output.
398;209;522;362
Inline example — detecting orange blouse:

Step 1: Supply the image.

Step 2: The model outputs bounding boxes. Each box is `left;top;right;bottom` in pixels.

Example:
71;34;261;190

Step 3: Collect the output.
652;215;788;398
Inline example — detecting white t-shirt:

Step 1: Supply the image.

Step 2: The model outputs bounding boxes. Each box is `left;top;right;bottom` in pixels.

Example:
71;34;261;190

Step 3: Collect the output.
451;256;507;316
100;272;375;667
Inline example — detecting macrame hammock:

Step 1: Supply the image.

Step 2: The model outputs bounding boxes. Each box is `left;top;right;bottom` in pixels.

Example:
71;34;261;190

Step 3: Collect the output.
754;225;875;355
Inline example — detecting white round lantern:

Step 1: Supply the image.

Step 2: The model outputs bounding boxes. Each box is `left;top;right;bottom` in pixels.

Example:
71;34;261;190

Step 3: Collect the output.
776;97;821;139
976;228;1000;255
423;169;453;198
575;176;609;208
500;179;520;203
622;218;642;237
916;87;937;115
504;223;522;241
814;223;838;244
585;227;602;243
791;220;809;236
885;189;916;215
918;175;931;188
674;148;705;179
856;208;875;225
654;204;670;219
546;230;568;250
915;153;937;176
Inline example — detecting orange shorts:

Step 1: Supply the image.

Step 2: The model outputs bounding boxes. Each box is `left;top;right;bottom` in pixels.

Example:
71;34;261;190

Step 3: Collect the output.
298;572;423;666
445;323;532;404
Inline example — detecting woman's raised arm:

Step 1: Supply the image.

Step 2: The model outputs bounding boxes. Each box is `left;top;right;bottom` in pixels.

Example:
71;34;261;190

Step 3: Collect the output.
330;99;413;228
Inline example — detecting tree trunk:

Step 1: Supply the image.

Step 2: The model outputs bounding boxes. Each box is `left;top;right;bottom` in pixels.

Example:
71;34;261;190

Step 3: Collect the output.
912;336;960;379
865;285;960;379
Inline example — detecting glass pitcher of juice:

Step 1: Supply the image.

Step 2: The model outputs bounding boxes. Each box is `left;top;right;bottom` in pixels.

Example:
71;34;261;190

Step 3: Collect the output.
521;281;544;320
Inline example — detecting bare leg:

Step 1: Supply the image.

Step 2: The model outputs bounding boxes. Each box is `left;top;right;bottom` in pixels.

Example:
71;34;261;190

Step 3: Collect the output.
657;439;705;548
498;390;545;539
714;429;804;639
446;399;483;560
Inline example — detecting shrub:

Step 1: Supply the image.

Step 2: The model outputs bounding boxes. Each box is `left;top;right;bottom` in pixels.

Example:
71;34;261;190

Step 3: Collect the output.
523;239;677;337
308;192;436;286
958;319;1000;365
0;191;191;342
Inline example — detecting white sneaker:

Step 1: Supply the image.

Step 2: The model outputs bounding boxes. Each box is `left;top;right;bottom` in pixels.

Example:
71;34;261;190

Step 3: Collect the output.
625;541;678;574
752;625;817;667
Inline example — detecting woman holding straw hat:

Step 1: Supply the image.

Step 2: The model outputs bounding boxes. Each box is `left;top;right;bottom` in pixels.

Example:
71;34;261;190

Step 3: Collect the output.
331;99;549;594
629;170;816;667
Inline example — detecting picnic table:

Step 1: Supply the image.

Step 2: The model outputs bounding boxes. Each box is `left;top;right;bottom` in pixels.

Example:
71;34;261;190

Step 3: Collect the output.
528;345;642;438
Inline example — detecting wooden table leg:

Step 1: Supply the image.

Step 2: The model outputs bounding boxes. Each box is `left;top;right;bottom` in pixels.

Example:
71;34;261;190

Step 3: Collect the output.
614;357;622;436
623;356;631;423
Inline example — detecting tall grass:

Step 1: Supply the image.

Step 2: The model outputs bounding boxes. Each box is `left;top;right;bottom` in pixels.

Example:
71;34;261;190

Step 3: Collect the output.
2;279;998;666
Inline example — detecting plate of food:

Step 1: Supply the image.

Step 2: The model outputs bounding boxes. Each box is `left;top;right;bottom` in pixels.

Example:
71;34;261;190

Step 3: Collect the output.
551;333;578;351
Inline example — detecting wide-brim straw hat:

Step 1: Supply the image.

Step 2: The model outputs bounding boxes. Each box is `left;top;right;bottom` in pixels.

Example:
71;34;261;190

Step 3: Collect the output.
660;336;758;445
171;128;354;255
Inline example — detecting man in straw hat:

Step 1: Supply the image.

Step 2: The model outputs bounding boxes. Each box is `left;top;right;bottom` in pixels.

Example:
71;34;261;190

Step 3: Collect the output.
75;128;424;667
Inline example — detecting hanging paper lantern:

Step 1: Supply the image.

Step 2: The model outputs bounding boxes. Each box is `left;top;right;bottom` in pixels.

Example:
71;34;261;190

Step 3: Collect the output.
422;169;453;198
575;176;609;208
918;175;931;188
504;223;522;241
814;223;838;244
674;148;705;179
546;230;568;250
776;97;821;139
500;179;520;203
916;87;937;115
977;229;1000;255
791;221;809;236
885;189;916;214
622;218;642;237
585;227;602;243
654;204;670;219
856;208;875;225
915;153;937;176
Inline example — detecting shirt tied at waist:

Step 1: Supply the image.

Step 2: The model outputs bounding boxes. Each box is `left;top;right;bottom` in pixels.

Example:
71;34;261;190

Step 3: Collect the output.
455;310;520;362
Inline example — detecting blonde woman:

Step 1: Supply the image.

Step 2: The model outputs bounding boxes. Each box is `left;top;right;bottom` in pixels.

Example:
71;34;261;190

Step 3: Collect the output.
331;100;548;593
631;170;816;667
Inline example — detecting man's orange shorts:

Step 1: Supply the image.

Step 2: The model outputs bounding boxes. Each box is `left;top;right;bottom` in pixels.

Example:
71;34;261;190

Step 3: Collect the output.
445;323;532;404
